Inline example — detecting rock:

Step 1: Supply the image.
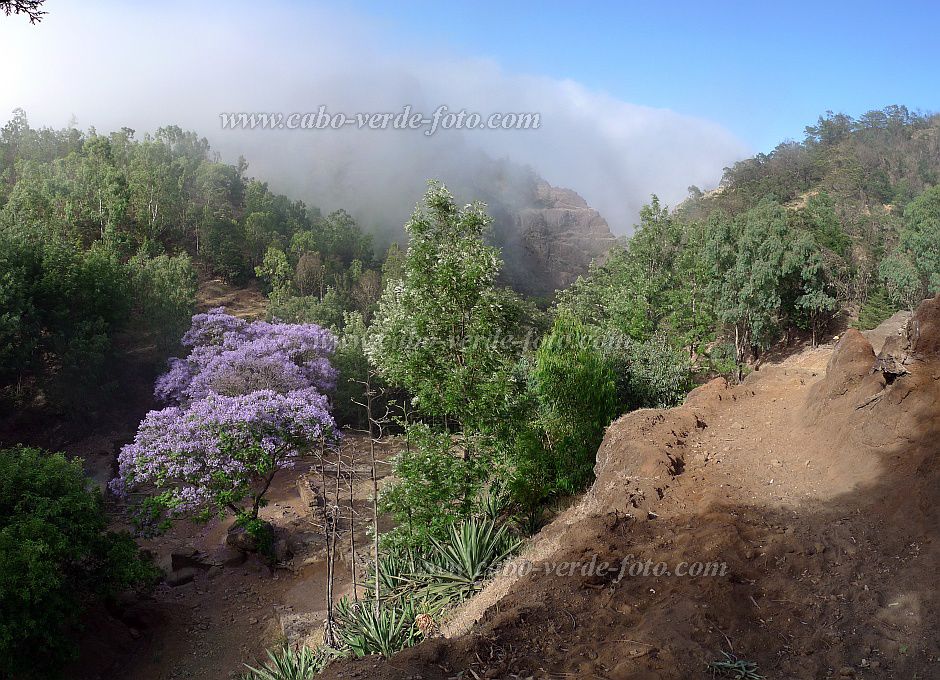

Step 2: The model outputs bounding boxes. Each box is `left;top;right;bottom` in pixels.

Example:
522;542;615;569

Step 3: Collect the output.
273;538;293;564
211;545;248;567
494;180;615;298
226;524;262;553
172;548;212;571
208;565;224;580
165;567;198;587
278;610;327;649
804;328;883;418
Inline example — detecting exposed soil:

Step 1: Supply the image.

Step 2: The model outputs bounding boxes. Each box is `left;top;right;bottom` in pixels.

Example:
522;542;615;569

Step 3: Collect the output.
196;278;267;320
317;300;939;679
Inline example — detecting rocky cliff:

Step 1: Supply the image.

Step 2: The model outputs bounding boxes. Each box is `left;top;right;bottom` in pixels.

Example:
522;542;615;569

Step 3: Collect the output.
493;180;616;299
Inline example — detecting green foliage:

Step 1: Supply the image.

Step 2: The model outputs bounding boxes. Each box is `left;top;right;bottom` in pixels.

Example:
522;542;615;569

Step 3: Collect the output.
686;107;940;310
879;252;922;310
424;518;520;601
334;598;422;658
235;514;276;558
0;229;133;407
799;192;851;257
856;288;899;330
0;446;157;679
269;290;346;329
255;246;293;299
331;311;371;427
242;644;330;680
127;249;197;349
368;182;533;546
379;423;476;549
611;334;693;409
0;112;381;413
332;516;517;662
367;181;521;431
881;184;940;306
512;315;617;504
707;652;765;679
707;199;792;360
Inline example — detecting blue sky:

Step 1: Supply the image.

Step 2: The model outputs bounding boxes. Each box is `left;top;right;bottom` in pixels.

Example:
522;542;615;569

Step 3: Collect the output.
344;0;940;151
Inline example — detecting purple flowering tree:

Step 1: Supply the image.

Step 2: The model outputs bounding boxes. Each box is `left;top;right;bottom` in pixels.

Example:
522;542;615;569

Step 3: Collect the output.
113;308;338;529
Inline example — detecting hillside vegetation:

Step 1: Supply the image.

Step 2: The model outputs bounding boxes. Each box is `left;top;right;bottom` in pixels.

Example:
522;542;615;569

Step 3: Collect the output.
1;105;939;679
562;107;940;387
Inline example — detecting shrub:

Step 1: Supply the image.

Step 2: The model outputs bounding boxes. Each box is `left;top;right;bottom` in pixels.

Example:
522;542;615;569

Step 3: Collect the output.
506;316;619;507
0;446;157;679
378;423;477;550
424;517;520;602
334;598;422;658
241;644;329;680
856;288;899;330
127;250;197;350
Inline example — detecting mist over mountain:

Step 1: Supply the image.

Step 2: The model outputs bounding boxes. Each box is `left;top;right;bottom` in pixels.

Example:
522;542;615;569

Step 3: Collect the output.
0;1;748;240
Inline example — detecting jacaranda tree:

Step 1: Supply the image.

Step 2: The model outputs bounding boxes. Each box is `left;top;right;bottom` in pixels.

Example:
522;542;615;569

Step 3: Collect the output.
112;308;338;529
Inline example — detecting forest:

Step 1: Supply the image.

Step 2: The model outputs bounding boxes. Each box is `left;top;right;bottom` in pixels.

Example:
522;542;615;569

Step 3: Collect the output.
2;104;939;678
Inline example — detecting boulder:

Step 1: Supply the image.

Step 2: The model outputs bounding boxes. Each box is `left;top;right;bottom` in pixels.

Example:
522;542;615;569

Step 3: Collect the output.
165;567;198;587
226;524;260;553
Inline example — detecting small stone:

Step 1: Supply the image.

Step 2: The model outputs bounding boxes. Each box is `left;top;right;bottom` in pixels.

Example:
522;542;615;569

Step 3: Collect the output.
166;567;198;587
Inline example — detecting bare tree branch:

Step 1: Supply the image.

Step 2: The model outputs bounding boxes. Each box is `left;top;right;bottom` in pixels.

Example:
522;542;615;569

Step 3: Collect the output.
1;0;47;23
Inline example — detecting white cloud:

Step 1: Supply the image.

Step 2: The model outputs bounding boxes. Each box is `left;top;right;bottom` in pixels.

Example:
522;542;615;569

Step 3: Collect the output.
0;1;749;234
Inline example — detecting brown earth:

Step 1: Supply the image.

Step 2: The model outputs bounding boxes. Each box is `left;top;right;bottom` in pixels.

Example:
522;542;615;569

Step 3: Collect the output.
318;298;940;679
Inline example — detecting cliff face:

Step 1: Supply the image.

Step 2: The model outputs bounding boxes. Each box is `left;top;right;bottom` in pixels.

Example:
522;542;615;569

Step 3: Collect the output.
493;180;616;299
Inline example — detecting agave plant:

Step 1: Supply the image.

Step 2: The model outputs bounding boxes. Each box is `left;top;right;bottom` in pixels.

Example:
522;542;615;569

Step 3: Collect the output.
367;547;428;598
707;652;764;679
475;486;508;523
334;597;422;658
241;644;328;680
424;517;520;602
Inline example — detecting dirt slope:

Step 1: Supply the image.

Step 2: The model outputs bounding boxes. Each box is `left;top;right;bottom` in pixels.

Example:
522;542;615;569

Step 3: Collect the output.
322;298;940;679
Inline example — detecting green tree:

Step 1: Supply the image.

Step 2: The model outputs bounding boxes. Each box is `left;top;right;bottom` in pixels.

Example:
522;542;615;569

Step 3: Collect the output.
0;447;156;679
367;182;518;434
367;182;525;542
512;315;617;505
894;185;940;298
128;250;197;349
255;245;293;299
706;199;791;371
